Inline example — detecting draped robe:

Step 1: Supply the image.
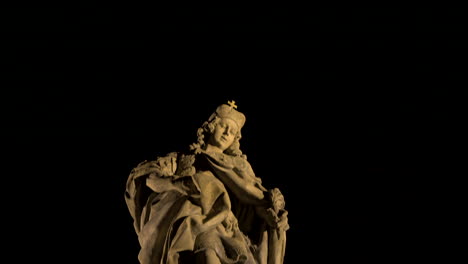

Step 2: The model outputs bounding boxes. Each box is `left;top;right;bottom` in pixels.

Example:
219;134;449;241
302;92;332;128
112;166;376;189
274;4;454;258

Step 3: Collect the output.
125;152;287;264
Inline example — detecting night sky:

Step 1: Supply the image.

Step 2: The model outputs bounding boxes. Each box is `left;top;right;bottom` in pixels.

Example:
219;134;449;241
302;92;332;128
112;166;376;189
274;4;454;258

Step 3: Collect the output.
2;8;457;263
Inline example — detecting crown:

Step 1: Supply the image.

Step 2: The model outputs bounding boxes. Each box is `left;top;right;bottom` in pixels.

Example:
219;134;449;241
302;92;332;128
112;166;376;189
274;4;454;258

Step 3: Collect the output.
213;100;246;129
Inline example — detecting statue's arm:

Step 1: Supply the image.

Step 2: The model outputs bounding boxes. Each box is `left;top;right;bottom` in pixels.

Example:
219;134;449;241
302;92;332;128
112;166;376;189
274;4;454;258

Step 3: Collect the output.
205;154;268;205
213;166;267;206
218;171;267;205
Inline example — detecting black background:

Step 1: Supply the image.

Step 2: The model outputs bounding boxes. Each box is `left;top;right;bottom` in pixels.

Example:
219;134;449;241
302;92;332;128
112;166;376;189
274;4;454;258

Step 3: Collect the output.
2;7;458;263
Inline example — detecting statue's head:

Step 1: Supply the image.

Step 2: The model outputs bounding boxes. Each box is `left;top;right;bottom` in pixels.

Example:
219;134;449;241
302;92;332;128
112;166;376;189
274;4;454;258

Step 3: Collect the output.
190;101;246;157
209;102;246;130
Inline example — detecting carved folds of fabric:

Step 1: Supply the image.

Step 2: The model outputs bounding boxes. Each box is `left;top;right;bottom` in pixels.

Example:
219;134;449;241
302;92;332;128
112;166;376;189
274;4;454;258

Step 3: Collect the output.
126;151;287;263
126;152;255;263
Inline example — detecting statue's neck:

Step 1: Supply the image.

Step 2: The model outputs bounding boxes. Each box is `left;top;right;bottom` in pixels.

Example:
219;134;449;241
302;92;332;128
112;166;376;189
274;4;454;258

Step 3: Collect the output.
204;144;224;154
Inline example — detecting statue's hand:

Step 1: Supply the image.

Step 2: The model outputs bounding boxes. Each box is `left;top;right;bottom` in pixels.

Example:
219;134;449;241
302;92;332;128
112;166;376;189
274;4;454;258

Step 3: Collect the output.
277;209;290;231
266;208;280;226
258;207;289;231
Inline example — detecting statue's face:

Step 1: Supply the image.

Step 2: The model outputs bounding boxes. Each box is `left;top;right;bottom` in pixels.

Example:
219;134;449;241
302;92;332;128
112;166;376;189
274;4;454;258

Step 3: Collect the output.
208;118;239;151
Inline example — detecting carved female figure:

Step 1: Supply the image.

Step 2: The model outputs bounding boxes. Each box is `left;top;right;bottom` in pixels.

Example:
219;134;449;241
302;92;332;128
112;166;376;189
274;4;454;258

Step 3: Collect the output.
125;102;288;264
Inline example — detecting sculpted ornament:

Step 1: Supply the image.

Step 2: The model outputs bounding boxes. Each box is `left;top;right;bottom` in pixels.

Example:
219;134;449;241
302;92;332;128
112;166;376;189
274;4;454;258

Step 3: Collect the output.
125;101;289;263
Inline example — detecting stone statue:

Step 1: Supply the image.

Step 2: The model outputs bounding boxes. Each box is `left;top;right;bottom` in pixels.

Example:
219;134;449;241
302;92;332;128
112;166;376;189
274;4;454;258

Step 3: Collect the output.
125;101;289;264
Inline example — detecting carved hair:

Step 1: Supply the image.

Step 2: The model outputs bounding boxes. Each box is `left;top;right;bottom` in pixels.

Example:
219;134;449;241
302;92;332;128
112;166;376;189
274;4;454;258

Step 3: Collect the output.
190;116;245;158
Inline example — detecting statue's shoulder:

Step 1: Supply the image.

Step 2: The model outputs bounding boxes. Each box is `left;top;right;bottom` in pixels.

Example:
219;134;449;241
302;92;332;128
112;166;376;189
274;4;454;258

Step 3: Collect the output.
232;155;252;170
